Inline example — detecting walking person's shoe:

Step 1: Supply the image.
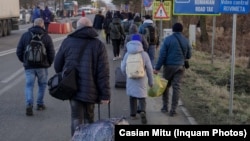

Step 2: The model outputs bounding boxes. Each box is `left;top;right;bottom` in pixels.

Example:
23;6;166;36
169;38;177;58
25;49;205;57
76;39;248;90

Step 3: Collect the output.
161;105;168;113
140;112;147;124
36;104;46;111
130;116;138;120
169;110;177;117
26;105;33;116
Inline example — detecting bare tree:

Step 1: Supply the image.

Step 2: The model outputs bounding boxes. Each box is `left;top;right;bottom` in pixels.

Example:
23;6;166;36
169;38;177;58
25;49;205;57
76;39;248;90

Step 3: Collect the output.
199;15;209;43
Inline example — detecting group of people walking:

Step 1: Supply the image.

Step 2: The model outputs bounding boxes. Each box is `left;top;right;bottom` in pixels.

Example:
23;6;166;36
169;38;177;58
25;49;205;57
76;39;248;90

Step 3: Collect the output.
16;8;192;138
91;9;192;125
31;5;53;32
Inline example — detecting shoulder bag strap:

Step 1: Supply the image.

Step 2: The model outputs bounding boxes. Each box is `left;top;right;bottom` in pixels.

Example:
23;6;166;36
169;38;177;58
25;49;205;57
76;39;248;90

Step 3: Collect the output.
173;34;185;59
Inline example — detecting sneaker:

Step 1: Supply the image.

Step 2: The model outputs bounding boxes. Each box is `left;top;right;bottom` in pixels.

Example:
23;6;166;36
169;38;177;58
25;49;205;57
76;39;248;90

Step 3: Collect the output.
36;104;46;111
140;112;147;124
169;110;177;117
130;116;138;120
161;106;168;113
26;105;33;116
113;57;117;61
137;110;141;114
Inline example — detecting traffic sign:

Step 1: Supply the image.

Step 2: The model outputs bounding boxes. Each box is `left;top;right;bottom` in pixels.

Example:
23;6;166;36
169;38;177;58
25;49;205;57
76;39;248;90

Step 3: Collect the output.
143;0;153;7
154;3;169;18
153;1;171;21
219;0;250;14
174;0;221;15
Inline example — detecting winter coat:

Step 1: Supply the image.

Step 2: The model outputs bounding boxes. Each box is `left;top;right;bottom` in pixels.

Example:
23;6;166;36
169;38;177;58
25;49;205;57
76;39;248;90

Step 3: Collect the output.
54;27;111;103
138;19;154;34
109;17;125;40
138;19;160;46
122;24;149;58
93;13;105;30
155;32;192;70
121;40;154;98
133;13;142;27
103;17;112;34
32;7;41;22
42;7;52;24
16;26;55;69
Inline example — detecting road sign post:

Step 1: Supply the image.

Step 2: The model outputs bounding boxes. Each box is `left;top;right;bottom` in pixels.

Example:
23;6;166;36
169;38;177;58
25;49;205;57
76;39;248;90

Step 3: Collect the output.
219;0;250;118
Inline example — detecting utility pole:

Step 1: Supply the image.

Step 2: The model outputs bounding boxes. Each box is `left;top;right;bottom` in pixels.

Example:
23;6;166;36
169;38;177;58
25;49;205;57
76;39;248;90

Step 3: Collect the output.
160;0;163;41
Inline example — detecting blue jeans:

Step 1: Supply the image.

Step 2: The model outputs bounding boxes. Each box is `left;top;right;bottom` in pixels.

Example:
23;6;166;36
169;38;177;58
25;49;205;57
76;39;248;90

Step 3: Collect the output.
24;68;48;107
147;44;156;68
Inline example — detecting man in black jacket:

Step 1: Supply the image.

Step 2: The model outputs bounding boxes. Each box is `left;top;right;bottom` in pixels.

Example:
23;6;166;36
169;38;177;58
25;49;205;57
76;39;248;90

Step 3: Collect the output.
16;18;55;116
54;17;111;136
93;10;105;36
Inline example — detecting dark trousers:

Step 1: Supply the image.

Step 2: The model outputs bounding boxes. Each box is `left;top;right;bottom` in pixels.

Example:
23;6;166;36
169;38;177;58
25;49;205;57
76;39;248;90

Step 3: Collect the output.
70;100;95;136
111;39;121;57
162;65;185;112
130;96;146;117
106;33;110;44
44;23;50;33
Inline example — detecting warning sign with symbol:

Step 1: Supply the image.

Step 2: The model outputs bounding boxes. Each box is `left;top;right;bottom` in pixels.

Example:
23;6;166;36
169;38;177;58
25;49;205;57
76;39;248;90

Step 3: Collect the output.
153;1;171;21
155;3;169;18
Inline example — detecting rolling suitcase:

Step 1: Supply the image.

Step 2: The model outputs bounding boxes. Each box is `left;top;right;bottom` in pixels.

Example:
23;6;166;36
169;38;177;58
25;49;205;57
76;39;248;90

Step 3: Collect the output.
71;102;129;141
114;67;126;88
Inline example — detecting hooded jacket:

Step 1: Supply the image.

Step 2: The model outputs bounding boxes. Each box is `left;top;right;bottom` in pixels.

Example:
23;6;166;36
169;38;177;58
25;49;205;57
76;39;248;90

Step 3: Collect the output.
122;24;148;58
138;19;159;45
54;27;111;103
109;17;125;40
121;40;154;98
138;19;154;34
16;26;55;69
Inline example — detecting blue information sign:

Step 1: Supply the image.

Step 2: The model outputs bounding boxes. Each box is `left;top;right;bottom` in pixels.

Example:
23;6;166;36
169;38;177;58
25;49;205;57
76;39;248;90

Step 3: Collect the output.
143;0;153;7
174;0;221;15
219;0;250;14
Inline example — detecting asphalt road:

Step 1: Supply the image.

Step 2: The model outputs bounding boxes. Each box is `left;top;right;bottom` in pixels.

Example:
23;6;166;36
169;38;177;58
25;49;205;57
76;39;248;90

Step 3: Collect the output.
0;14;195;141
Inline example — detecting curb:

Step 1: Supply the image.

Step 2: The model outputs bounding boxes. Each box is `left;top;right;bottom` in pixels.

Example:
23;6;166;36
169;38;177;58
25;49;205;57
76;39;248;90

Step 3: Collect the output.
179;99;198;125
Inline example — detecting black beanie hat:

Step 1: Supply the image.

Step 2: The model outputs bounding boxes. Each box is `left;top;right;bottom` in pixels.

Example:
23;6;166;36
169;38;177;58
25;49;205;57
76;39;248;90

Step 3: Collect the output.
172;23;183;32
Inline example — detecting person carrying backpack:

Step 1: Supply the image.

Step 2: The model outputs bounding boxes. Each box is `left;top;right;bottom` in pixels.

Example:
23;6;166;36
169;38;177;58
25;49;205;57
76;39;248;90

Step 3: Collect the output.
16;18;55;116
109;14;125;60
122;24;148;58
121;12;133;35
133;12;142;27
120;34;154;124
138;15;159;68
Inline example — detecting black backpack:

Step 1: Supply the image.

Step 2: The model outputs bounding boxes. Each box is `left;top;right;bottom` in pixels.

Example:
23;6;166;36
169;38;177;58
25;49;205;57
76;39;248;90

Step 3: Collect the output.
144;25;157;45
123;21;131;33
24;32;48;67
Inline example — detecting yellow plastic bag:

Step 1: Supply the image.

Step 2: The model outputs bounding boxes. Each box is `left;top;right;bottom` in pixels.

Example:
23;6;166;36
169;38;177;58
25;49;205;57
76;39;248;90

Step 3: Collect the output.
148;74;168;97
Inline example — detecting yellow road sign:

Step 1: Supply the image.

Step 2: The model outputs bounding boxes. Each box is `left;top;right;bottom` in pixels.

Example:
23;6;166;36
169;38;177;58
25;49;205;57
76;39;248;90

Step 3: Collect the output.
153;1;171;21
